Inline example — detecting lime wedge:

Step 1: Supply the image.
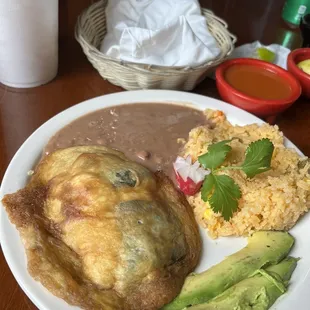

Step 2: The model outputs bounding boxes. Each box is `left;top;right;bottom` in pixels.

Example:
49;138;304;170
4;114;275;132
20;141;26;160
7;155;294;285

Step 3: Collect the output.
256;47;276;63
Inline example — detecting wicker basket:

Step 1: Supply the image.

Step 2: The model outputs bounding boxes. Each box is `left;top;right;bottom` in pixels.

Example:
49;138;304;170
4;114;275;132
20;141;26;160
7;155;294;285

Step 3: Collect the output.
75;0;237;91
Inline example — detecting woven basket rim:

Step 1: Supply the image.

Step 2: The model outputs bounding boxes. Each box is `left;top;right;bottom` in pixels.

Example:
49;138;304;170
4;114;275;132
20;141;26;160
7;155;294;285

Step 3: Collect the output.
75;0;237;73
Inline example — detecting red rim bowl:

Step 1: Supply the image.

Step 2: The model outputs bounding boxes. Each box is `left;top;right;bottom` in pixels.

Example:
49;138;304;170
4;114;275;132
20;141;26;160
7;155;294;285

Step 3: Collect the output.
287;48;310;98
215;58;302;117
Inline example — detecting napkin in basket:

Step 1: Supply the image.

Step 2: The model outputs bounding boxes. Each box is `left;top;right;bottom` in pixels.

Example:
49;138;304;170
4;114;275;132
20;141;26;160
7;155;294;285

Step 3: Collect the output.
100;0;221;67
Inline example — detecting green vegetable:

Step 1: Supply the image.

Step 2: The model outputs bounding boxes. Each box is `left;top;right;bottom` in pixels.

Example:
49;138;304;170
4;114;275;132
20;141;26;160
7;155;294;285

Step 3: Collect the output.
198;139;232;170
256;47;276;63
202;174;241;221
199;139;274;220
200;174;215;201
162;231;294;310
114;170;137;187
189;257;298;310
241;139;274;178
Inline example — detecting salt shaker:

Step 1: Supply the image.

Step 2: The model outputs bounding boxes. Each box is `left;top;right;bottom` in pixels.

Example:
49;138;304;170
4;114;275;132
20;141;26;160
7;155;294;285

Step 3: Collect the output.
0;0;58;88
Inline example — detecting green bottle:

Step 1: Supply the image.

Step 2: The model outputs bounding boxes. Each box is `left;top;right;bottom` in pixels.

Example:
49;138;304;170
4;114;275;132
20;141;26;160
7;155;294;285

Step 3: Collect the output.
282;0;310;28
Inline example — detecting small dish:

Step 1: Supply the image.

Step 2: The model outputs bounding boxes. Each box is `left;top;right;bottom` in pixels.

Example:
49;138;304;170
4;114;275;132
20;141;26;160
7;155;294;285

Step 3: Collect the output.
215;58;301;120
287;48;310;99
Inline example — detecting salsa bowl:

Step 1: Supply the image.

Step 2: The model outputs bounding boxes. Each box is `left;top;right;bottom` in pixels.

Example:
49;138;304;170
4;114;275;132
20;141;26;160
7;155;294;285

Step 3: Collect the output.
215;58;301;118
287;48;310;99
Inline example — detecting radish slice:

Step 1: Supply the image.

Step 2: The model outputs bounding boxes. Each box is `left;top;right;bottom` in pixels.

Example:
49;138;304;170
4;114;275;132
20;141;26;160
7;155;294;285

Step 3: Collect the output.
173;156;210;195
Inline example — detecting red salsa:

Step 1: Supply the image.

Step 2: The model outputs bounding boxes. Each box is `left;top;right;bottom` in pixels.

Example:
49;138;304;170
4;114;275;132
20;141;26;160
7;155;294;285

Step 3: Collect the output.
225;64;293;100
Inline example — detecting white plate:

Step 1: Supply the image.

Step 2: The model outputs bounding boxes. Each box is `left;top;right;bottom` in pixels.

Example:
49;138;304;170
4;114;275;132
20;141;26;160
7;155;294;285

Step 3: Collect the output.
0;90;309;310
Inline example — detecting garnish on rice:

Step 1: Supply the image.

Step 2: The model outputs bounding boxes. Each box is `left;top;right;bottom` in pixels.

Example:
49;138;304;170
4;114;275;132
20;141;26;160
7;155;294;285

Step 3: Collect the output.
175;138;274;221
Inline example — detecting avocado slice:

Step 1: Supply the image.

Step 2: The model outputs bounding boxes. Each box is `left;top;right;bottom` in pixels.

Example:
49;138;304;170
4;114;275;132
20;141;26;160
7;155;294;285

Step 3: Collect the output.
189;257;298;310
162;231;294;310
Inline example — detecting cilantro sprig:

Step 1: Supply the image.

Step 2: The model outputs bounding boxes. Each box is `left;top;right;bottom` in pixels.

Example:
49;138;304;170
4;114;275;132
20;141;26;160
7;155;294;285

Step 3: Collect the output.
198;138;274;221
198;139;233;170
241;139;274;178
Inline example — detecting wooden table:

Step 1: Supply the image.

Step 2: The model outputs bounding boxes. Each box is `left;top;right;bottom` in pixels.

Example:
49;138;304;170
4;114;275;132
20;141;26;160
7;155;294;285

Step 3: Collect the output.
0;1;309;309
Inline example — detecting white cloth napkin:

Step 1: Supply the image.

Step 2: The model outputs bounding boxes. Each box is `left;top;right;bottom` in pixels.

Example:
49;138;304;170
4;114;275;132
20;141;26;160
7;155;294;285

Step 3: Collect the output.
100;0;221;67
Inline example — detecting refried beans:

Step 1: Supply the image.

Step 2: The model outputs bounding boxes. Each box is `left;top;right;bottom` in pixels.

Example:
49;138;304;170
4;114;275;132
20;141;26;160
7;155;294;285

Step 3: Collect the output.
45;103;207;179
